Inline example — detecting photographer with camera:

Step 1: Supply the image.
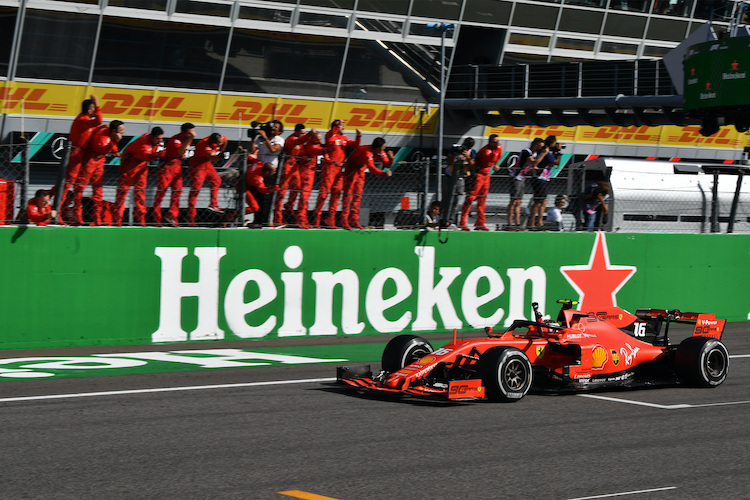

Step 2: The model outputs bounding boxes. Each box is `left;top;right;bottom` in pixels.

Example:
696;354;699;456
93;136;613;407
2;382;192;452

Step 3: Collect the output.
582;180;610;231
506;137;545;229
249;119;285;167
441;137;476;226
530;135;563;227
187;132;226;226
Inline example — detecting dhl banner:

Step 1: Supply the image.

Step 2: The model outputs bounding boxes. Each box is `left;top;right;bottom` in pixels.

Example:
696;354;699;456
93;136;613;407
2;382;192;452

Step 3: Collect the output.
486;123;750;150
0;81;438;135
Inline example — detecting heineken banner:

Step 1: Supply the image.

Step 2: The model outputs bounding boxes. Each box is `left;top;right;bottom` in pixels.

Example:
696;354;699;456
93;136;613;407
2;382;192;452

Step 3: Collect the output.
2;227;748;350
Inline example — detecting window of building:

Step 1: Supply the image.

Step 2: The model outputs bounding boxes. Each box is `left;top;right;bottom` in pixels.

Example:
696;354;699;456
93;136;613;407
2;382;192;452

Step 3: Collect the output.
238;5;293;24
357;0;410;16
353;17;403;34
0;7;15;78
463;0;512;24
558;8;604;34
298;11;350;29
508;33;551;48
600;40;639;55
300;0;355;9
174;0;232;17
608;0;650;13
652;0;694;17
108;0;168;10
510;3;560;30
16;9;98;82
94;17;228;89
555;37;596;51
502;52;548;65
408;22;456;39
222;29;345;98
646;17;688;41
694;0;732;20
643;45;672;57
410;0;462;20
564;0;606;7
603;13;647;38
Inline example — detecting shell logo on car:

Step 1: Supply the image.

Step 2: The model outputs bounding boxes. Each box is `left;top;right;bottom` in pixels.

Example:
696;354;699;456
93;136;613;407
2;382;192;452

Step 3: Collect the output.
592;346;608;369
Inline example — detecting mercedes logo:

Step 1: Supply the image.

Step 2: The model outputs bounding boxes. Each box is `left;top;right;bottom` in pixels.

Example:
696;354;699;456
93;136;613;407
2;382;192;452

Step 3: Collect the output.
51;137;67;160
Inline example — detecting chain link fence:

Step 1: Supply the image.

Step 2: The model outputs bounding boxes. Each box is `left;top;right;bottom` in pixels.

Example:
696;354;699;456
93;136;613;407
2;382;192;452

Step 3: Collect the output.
10;141;750;233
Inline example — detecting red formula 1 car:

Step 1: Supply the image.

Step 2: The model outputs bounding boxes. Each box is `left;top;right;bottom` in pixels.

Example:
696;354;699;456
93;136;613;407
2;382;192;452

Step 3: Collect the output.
337;300;729;402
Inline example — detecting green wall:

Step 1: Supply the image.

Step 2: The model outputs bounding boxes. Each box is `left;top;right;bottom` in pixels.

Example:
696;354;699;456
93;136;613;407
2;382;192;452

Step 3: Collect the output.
2;226;748;349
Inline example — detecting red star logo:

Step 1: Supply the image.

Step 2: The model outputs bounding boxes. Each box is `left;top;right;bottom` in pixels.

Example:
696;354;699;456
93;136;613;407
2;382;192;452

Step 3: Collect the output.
560;232;637;311
706;82;711;90
732;60;739;70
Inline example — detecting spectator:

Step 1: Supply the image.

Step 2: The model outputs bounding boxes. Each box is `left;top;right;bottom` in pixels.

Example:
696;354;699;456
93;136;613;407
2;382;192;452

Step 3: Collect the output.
274;123;308;226
113;127;165;227
57;94;102;224
460;134;503;231
312;119;361;228
245;160;278;228
71;120;124;226
507;137;545;229
530;135;561;227
294;131;328;229
544;194;567;231
441;137;476;226
340;137;393;230
26;189;57;226
153;123;195;227
582;180;611;231
187;133;226;226
424;200;442;230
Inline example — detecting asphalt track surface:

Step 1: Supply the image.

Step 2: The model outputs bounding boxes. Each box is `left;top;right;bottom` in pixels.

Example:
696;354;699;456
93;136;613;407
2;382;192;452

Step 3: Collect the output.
1;324;748;500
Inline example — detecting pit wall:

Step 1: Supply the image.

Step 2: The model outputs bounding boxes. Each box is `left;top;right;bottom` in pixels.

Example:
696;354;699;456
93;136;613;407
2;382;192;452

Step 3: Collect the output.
2;226;748;350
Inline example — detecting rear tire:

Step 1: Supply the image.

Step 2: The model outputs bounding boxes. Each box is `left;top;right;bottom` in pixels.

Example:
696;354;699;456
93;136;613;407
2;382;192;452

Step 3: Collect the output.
479;346;533;402
381;335;434;373
675;336;729;388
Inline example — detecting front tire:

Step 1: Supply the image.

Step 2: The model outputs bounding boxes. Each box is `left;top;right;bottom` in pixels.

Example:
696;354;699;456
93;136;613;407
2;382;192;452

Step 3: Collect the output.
479;346;533;402
381;335;434;373
675;336;729;388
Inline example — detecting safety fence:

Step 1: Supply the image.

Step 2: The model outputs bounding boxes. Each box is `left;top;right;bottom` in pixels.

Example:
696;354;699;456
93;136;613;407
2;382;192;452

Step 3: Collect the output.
3;141;750;233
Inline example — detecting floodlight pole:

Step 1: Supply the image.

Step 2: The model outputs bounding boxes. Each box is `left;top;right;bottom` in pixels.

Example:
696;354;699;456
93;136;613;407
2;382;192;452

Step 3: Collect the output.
429;22;454;206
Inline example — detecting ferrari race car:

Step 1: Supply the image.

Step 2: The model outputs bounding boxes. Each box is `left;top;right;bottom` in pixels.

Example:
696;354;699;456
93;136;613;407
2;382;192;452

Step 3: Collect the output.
337;300;729;402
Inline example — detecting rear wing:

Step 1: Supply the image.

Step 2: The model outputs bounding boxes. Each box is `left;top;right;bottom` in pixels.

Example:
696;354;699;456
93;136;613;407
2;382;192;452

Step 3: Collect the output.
635;309;725;340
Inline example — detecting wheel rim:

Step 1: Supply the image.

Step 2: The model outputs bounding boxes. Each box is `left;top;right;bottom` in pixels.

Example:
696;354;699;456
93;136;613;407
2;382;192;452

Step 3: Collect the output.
706;348;726;378
503;358;528;391
403;346;431;367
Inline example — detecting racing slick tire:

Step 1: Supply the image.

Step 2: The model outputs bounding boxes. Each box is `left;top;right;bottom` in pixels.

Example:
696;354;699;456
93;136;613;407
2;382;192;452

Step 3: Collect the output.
381;335;434;373
479;346;533;402
674;336;729;388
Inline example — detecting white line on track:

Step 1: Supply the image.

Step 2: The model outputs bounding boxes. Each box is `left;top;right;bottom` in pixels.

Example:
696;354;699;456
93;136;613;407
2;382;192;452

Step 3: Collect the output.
564;486;677;499
578;393;750;409
0;377;337;404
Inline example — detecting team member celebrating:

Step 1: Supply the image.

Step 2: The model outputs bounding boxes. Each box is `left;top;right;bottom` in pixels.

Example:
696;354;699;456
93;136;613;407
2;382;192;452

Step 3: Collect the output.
57;95;102;222
340;137;393;230
153;123;195;227
26;189;57;226
460;134;503;231
312;119;361;228
294;131;328;229
113;127;164;226
187;133;226;226
274;123;308;226
244;160;278;227
71;120;124;226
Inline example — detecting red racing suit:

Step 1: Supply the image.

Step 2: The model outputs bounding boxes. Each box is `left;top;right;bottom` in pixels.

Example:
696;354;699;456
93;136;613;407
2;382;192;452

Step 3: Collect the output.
187;136;224;225
26;199;52;226
460;143;503;228
73;125;119;225
245;160;277;214
340;145;392;229
61;106;103;212
114;134;163;226
274;131;309;225
153;132;191;223
295;140;328;226
312;125;360;226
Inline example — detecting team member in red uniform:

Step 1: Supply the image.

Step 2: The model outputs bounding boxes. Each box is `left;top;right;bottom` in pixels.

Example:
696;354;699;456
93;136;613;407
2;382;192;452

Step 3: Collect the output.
274;124;308;226
187;133;226;226
245;160;278;226
26;189;56;226
460;134;503;231
71;120;124;226
340;137;393;230
57;95;102;222
294;131;328;229
113;127;164;226
311;120;361;228
153;123;195;227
